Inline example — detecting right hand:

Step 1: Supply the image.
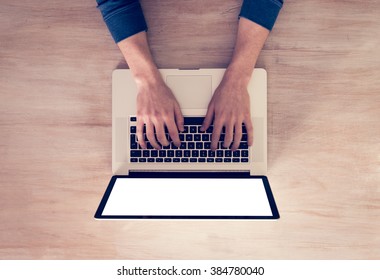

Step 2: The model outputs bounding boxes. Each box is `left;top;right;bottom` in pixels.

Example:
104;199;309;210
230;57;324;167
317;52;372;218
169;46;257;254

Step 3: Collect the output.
135;77;184;150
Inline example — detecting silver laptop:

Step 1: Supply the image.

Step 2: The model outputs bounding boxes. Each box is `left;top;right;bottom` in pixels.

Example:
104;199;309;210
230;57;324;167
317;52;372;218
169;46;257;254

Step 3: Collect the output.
95;68;279;219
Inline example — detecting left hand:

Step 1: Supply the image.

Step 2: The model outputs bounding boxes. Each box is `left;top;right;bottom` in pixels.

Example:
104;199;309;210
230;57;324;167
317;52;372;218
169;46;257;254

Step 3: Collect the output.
201;72;254;150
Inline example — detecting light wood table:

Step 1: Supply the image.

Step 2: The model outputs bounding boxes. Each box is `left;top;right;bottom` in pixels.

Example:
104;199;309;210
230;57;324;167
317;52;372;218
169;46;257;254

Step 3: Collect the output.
0;0;379;259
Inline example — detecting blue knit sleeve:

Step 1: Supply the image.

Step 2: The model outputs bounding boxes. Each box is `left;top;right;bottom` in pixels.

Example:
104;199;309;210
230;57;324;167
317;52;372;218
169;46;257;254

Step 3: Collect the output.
96;0;147;43
239;0;283;31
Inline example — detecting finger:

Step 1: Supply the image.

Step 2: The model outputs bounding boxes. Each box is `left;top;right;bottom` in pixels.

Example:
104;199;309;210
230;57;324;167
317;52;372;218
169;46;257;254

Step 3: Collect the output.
146;121;161;150
211;119;223;150
174;103;184;132
136;118;146;149
153;121;170;147
166;117;181;147
244;118;254;146
231;122;243;151
223;122;234;149
201;102;215;132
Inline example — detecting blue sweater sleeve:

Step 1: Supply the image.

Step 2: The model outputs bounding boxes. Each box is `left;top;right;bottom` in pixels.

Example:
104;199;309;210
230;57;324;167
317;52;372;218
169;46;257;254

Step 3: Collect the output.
96;0;283;43
96;0;147;43
239;0;283;31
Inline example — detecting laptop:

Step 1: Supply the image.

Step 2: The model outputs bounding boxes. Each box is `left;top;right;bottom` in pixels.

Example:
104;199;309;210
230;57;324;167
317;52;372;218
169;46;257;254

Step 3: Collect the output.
95;68;279;219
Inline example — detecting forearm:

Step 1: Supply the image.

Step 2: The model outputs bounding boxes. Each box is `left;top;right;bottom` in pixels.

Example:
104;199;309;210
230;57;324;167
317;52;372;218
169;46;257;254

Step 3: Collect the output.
117;32;161;86
224;17;269;86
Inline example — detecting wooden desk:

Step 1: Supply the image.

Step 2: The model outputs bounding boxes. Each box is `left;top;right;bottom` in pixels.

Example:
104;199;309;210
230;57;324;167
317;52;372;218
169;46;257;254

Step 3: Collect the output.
0;0;379;259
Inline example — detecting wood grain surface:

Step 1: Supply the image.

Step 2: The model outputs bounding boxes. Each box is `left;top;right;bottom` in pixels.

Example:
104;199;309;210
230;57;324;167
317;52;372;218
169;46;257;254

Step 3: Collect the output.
0;0;379;259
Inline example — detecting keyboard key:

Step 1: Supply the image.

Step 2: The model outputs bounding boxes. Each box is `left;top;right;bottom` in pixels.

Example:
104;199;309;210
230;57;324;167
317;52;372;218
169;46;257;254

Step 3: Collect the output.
130;134;136;143
181;158;189;162
151;150;158;157
130;158;138;162
185;134;192;141
139;158;146;162
197;126;203;133
156;158;163;162
130;150;141;157
194;134;201;141
148;158;154;162
188;142;195;149
233;158;240;162
198;158;206;162
179;134;184;141
215;158;223;162
216;150;223;157
190;158;197;162
208;150;215;157
171;143;178;149
242;158;249;163
204;142;211;149
184;150;191;157
192;150;199;157
200;150;207;157
219;134;225;142
147;142;153;150
130;126;136;133
202;134;209;141
175;150;182;157
167;150;174;157
233;150;240;157
164;158;172;162
207;158;215;162
242;124;247;133
159;150;166;157
173;158;180;162
180;142;186;149
131;142;138;149
239;142;248;149
190;126;197;133
130;116;137;122
242;134;248;141
241;150;249;157
196;142;203;149
183;126;189;133
224;158;232;162
143;150;150;157
224;150;232;157
206;126;213;133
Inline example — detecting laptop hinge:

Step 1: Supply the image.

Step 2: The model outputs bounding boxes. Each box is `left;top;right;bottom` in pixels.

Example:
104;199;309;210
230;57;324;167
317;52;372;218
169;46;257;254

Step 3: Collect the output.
130;170;250;173
128;170;251;178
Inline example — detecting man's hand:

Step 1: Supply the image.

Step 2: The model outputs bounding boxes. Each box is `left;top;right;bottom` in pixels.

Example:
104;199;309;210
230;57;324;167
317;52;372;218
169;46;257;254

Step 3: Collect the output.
201;71;253;151
136;77;184;149
117;32;184;150
202;17;269;150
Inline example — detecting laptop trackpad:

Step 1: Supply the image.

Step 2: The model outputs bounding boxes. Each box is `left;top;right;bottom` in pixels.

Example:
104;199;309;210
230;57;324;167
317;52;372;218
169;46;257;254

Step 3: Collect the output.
166;75;212;109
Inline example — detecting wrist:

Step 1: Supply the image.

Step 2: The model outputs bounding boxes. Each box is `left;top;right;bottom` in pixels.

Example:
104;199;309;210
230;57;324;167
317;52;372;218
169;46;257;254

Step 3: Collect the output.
132;65;163;89
223;64;252;88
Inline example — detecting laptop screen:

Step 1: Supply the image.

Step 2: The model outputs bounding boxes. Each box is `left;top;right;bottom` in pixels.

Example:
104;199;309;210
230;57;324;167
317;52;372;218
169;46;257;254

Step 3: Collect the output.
95;176;279;219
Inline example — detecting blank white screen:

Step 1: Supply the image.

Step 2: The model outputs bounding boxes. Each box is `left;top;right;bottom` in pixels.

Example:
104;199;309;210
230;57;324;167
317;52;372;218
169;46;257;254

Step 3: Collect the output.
102;178;272;216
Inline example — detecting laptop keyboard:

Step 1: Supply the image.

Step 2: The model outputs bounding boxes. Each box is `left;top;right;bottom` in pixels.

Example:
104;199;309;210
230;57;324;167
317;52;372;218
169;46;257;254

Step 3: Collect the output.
129;117;249;163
